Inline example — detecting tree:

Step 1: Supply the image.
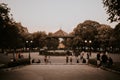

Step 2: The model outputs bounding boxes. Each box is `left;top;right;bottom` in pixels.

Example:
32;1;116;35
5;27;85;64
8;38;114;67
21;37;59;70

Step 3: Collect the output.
12;22;29;49
0;3;29;52
0;3;12;50
114;23;120;40
97;24;113;51
103;0;120;22
112;23;120;52
0;3;11;25
72;36;82;49
74;20;100;40
73;20;100;50
63;38;73;49
73;20;115;51
32;31;47;49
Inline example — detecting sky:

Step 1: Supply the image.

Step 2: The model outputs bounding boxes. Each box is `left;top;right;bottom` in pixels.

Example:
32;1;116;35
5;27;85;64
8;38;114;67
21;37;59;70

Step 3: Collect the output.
0;0;117;33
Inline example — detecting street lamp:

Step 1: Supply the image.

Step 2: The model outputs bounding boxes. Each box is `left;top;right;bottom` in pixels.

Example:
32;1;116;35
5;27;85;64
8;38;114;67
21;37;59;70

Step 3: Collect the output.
84;40;87;51
84;40;92;56
89;40;92;56
26;40;33;63
85;40;87;43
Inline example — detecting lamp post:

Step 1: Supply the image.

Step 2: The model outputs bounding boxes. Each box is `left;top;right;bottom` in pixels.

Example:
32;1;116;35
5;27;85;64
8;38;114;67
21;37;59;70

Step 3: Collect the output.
26;40;33;63
84;40;87;51
84;40;92;56
89;40;92;56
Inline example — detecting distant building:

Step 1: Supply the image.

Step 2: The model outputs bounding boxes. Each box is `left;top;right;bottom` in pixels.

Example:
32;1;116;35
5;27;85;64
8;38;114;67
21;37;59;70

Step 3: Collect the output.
48;28;74;38
47;28;74;49
58;42;65;49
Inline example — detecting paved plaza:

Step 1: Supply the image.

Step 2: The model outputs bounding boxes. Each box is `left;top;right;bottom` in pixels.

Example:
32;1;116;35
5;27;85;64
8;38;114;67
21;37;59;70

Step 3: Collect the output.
6;52;120;64
0;52;120;80
0;64;120;80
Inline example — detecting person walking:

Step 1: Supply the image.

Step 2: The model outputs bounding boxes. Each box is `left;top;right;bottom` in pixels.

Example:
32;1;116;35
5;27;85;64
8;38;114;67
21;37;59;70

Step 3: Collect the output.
44;55;47;64
96;52;101;67
101;52;108;67
66;55;69;64
80;51;84;60
86;53;89;64
69;53;73;64
48;55;51;64
66;50;71;64
108;57;113;67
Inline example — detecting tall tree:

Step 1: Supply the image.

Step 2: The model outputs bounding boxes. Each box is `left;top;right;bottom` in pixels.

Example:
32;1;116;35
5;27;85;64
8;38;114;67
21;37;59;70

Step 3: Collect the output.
0;3;29;51
113;23;120;51
74;20;100;40
73;20;101;50
97;24;113;51
32;31;47;48
0;3;11;25
103;0;120;22
0;3;11;50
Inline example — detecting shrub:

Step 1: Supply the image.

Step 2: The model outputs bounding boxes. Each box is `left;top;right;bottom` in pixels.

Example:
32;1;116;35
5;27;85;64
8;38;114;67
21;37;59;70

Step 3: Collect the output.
88;58;97;66
6;58;30;68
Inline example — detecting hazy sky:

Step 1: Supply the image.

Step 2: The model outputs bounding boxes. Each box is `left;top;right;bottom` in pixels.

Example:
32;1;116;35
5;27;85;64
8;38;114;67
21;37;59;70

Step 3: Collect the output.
0;0;117;33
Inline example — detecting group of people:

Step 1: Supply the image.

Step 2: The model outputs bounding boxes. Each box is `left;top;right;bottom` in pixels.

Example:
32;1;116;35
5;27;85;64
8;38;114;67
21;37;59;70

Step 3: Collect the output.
66;51;73;64
18;53;24;59
79;51;91;64
96;52;113;67
31;55;51;64
66;50;91;64
44;55;51;64
32;50;113;66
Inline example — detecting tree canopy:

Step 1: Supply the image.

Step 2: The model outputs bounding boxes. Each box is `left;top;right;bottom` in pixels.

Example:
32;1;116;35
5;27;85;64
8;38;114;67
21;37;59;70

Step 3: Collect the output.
1;2;120;52
103;0;120;22
0;3;28;50
73;20;115;51
32;31;47;48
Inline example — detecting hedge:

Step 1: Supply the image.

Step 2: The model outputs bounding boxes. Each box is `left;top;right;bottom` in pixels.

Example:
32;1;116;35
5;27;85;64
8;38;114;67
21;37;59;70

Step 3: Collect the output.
1;58;30;68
